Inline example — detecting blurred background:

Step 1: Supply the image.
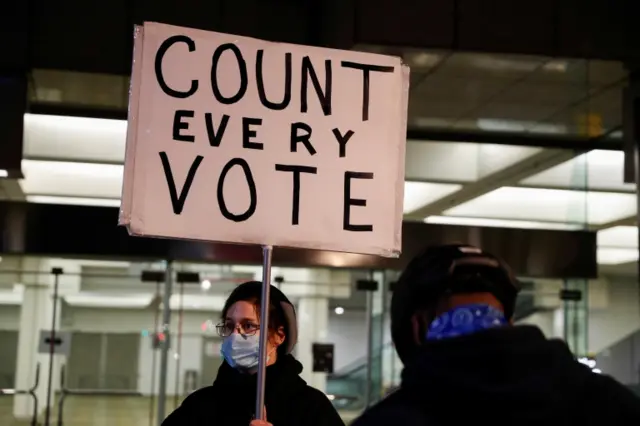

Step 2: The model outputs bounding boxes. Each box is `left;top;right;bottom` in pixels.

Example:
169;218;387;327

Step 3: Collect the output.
1;1;640;425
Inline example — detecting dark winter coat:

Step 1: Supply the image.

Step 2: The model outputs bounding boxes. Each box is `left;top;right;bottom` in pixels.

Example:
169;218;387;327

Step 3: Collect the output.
353;326;640;426
162;354;345;426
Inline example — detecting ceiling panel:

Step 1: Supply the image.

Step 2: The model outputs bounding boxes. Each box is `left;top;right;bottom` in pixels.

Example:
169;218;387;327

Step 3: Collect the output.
29;69;129;109
23;113;126;163
26;195;120;207
20;159;123;199
443;186;636;225
465;103;557;122
491;83;586;106
403;181;461;214
404;141;540;182
425;215;580;230
525;58;588;85
586;60;627;88
529;84;624;136
597;248;638;265
428;52;546;80
408;99;465;124
404;50;626;136
521;150;634;192
412;74;509;108
597;226;638;248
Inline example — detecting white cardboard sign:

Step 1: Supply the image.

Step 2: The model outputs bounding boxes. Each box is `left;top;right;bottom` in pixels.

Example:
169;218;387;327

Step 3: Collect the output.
120;22;409;257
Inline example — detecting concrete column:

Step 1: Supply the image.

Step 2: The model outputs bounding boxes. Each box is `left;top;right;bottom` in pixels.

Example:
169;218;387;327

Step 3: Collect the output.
13;258;80;420
13;281;55;419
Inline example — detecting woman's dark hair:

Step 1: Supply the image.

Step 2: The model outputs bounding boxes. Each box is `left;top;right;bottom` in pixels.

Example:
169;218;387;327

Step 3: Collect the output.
221;281;289;357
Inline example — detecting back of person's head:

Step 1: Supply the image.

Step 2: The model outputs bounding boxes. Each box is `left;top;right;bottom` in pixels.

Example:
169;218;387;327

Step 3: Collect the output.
391;244;521;364
220;281;298;358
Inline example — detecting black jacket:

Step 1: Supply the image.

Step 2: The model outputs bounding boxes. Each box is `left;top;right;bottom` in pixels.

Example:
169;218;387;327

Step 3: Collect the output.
162;354;345;426
353;326;640;426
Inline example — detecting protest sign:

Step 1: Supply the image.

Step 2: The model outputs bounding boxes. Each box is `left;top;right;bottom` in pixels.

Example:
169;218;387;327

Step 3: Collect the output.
119;22;409;257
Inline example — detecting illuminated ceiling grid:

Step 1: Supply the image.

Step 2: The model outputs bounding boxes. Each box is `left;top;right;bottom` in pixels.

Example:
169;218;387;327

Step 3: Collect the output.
3;51;634;265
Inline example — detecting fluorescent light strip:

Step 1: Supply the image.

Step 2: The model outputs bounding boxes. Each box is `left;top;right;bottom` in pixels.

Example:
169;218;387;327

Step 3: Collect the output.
444;186;636;226
21;159;124;179
0;291;23;305
64;293;153;308
24;113;127;133
596;248;639;265
425;215;582;231
597;226;639;249
403;182;462;214
26;195;121;208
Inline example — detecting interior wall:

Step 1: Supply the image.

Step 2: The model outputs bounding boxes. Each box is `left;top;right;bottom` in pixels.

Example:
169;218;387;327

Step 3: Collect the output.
66;307;215;396
0;306;20;330
0;330;18;388
64;307;216;335
0;305;219;395
327;311;369;372
596;330;640;385
137;334;205;396
589;275;640;355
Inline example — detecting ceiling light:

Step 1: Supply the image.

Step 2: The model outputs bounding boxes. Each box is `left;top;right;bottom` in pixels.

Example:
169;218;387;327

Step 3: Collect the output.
64;293;154;308
169;294;226;311
335;306;344;315
425;215;581;231
26;195;121;208
0;291;23;305
597;226;638;249
406;52;441;68
445;187;636;226
541;61;567;72
403;181;461;214
22;159;124;179
201;279;212;290
597;248;638;265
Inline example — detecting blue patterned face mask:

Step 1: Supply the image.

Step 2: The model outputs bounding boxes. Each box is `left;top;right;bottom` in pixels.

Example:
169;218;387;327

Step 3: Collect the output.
426;303;507;341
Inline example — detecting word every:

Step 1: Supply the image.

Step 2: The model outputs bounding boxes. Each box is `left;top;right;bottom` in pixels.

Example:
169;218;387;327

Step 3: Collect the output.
172;112;354;158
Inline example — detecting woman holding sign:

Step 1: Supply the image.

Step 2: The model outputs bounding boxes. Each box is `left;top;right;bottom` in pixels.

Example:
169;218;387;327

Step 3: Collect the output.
162;281;345;426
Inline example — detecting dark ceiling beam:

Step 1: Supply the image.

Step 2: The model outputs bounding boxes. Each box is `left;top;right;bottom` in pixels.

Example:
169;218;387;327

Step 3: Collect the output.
0;201;597;279
407;128;623;151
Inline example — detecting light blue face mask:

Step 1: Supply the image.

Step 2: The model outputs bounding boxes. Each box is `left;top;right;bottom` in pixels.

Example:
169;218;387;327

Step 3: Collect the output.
221;333;274;370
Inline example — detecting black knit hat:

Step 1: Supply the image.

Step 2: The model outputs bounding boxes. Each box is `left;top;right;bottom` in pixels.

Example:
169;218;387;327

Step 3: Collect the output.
223;281;298;354
391;244;521;364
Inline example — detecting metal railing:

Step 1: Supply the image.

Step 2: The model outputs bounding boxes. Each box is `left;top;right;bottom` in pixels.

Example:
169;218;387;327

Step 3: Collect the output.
0;363;40;426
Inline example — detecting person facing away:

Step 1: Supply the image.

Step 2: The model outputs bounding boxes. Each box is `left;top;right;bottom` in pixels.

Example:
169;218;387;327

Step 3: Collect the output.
162;281;344;426
353;244;640;426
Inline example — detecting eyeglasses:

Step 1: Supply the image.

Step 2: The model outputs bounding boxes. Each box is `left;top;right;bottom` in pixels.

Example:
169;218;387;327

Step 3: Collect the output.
216;321;260;337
